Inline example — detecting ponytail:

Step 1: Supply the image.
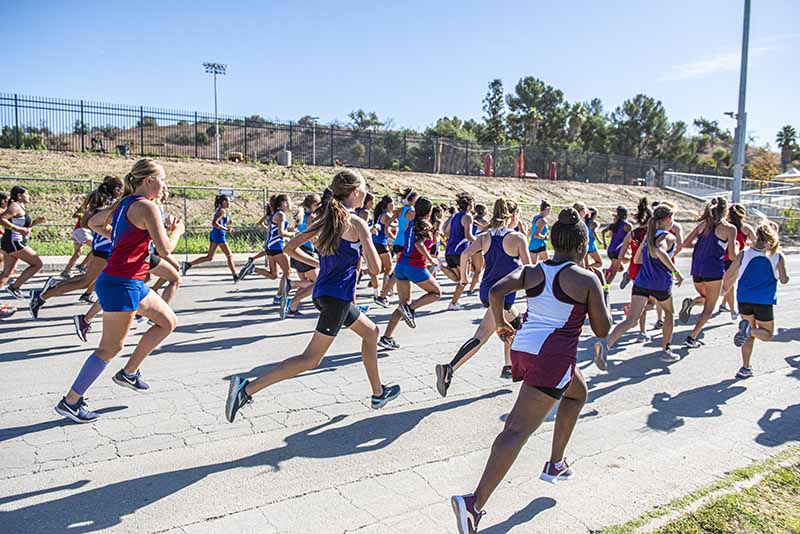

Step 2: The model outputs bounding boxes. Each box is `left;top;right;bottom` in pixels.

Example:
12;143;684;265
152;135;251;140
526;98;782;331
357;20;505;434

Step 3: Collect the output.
489;198;518;229
307;169;365;255
412;197;434;242
646;205;674;257
214;194;228;210
635;197;651;226
755;219;780;256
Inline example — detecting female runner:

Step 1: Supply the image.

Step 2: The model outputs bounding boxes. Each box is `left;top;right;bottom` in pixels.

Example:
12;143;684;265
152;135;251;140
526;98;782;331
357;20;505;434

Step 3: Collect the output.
181;194;239;282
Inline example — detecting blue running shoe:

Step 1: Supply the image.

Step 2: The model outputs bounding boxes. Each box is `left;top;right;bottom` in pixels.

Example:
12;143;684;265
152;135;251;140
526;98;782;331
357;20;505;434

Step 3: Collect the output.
55;397;98;424
371;384;401;409
734;319;751;347
112;369;150;392
226;376;252;422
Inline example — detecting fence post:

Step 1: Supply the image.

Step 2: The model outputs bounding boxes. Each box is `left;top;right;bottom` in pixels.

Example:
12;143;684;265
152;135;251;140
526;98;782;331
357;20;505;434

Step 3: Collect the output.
80;100;85;152
493;144;498;176
367;130;372;168
194;112;199;158
182;188;189;262
402;131;407;166
330;126;334;166
13;94;20;149
139;106;145;156
289;122;293;152
464;141;469;175
243;120;247;160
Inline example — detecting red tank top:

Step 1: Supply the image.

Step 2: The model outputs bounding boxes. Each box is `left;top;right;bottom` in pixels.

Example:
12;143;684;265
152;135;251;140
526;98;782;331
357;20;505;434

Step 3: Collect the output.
628;227;647;279
724;229;747;262
103;196;152;280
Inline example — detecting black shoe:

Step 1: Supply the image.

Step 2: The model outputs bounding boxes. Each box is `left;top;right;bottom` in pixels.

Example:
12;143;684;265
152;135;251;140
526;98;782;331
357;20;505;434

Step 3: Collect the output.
112;369;150;391
684;335;701;349
500;365;513;379
29;289;45;319
78;292;97;304
435;364;453;397
233;274;240;284
54;397;98;423
399;304;416;328
374;295;390;308
180;261;191;276
653;319;664;330
371;384;401;409
378;336;400;350
225;376;252;422
73;314;91;342
238;258;255;281
5;285;24;300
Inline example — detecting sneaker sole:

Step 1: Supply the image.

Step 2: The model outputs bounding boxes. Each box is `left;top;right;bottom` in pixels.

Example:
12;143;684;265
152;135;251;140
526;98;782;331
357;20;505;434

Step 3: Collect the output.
112;375;147;392
54;404;95;424
400;307;416;328
539;471;574;484
593;342;607;371
73;316;87;343
225;377;241;422
435;365;449;398
450;496;471;534
679;299;693;324
371;388;401;409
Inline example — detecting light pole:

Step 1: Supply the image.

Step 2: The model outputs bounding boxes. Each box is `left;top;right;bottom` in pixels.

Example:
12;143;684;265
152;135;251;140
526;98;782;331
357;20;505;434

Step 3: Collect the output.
203;62;227;161
309;116;319;165
731;0;750;203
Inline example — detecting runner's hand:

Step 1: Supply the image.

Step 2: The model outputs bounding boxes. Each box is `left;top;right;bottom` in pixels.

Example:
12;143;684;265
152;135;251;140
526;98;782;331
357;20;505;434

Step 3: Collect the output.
496;320;516;343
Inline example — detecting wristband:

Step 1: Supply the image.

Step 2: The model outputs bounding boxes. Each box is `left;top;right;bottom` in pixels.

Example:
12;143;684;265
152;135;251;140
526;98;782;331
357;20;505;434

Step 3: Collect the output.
672;271;681;276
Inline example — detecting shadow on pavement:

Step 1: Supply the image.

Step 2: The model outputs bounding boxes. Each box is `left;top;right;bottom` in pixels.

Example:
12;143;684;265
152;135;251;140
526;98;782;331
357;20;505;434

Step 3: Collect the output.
585;349;684;403
222;350;389;381
787;355;800;380
646;379;746;432
482;496;557;534
0;406;128;444
0;389;510;534
755;404;800;446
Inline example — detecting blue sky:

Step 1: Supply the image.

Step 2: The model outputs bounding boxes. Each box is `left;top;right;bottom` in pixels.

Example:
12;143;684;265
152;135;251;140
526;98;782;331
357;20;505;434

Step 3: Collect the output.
2;0;798;146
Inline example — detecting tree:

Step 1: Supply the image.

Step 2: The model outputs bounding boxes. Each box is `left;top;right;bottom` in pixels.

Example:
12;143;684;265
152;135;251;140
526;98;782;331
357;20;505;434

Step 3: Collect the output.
136;116;158;128
746;147;780;189
480;79;505;144
72;120;88;135
297;115;319;127
712;147;731;170
577;98;609;153
348;110;384;132
505;76;568;147
609;94;669;158
776;125;797;172
566;102;588;143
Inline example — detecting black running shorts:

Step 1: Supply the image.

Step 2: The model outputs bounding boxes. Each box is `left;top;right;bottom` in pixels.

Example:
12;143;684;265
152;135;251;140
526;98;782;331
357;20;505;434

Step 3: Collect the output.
631;284;671;302
374;243;389;255
445;254;461;269
392;244;404;255
313;296;361;336
693;275;723;283
738;302;774;322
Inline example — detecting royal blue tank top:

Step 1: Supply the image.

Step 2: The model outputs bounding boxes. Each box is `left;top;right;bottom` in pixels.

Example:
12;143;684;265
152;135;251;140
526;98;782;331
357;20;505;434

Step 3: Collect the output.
393;206;411;246
266;211;287;251
446;211;469;256
635;230;674;291
372;211;389;246
298;210;314;252
480;228;522;305
312;237;362;301
529;214;548;251
737;248;782;305
608;222;629;253
210;210;228;241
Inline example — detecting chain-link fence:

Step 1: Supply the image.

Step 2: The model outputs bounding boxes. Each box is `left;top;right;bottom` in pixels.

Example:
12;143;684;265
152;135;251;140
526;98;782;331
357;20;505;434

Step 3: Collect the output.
1;93;727;185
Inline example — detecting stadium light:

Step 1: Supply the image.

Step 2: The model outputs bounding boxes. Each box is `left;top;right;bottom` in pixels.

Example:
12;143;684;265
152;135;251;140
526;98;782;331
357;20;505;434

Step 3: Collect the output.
731;0;750;204
203;62;227;161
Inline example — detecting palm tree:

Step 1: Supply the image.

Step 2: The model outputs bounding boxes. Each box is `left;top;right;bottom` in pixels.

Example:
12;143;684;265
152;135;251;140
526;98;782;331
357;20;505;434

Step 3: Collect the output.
776;125;797;172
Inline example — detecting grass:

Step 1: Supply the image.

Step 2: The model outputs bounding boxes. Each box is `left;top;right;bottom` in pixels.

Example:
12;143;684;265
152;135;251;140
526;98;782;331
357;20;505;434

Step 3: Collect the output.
601;447;800;534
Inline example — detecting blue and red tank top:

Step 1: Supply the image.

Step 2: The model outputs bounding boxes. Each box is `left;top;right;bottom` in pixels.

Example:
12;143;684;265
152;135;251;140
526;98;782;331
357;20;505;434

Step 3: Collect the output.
104;196;151;280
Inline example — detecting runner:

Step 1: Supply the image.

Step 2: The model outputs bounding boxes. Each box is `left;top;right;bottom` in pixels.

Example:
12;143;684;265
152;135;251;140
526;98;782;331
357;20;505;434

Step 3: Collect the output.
372;195;396;307
441;192;476;311
528;199;551;265
601;205;631;285
54;158;184;423
377;196;441;350
451;208;611;534
466;204;489;294
435;198;530;396
29;176;123;319
428;204;444;276
180;194;239;282
679;197;737;348
0;192;13;318
0;186;46;300
616;198;652;340
256;195;294;312
719;203;755;320
723;219;789;379
594;204;684;368
584;207;602;269
62;210;93;278
652;201;683;330
225;170;401;422
284;193;321;317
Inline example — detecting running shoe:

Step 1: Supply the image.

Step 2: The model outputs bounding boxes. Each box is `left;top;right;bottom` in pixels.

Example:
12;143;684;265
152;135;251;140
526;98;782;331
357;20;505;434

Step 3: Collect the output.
683;335;701;349
500;365;513;379
637;331;652;342
54;396;98;424
448;302;463;311
374;295;390;308
272;294;282;305
112;369;150;391
378;336;400;350
287;307;303;317
76;265;87;274
679;298;694;324
660;347;680;362
371;384;401;409
73;314;91;342
435;363;453;397
78;292;97;304
540;459;575;484
180;261;191;276
735;366;753;379
593;339;609;371
731;311;739;321
0;304;16;319
43;276;59;292
286;279;293;294
734;319;751;347
620;271;631;290
29;289;45;319
399;304;416;328
718;304;730;313
5;285;24;300
232;274;240;284
653;319;664;330
279;295;289;319
238;258;255;281
357;304;370;313
225;375;252;422
451;494;485;534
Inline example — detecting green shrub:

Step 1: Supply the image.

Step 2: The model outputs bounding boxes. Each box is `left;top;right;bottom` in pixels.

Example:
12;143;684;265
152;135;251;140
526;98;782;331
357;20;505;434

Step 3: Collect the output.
136;116;158;128
165;132;194;146
206;125;225;138
351;143;366;161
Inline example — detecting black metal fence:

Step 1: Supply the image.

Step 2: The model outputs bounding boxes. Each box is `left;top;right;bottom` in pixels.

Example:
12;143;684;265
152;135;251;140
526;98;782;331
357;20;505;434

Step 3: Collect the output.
0;93;727;185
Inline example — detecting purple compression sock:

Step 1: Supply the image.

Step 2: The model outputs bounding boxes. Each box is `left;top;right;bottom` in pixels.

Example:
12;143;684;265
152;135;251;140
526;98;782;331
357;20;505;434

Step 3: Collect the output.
70;353;108;396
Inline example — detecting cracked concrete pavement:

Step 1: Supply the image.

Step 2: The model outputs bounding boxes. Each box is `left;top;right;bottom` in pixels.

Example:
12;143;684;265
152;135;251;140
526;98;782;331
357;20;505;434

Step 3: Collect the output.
1;255;798;533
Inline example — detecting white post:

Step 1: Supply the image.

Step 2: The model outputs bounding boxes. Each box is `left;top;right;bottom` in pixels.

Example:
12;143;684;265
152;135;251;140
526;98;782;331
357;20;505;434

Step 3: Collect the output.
312;122;316;166
732;0;750;203
214;73;220;161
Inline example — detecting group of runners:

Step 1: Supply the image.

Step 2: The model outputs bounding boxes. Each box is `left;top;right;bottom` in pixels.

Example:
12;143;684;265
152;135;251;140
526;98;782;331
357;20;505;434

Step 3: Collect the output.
0;158;790;534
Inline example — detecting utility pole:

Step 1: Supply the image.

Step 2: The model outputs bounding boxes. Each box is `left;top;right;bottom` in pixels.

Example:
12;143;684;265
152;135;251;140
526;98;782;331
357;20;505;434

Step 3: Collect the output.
731;0;750;203
203;62;227;161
